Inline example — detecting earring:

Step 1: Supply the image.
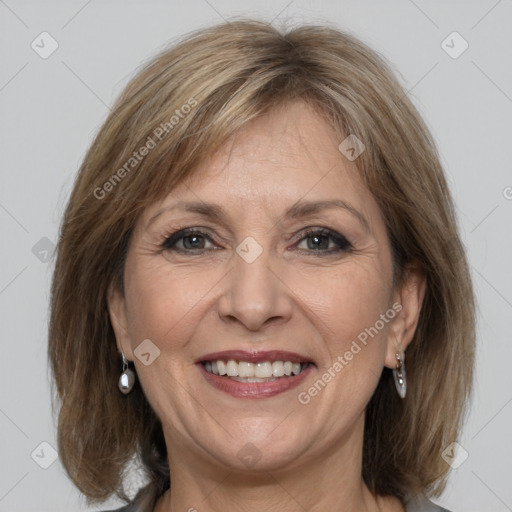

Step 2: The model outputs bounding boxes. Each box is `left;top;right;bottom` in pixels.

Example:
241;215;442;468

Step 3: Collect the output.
393;351;407;399
118;351;135;394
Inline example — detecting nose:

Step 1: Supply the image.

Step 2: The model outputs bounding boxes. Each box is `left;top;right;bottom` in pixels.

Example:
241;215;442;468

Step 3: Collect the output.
217;248;293;332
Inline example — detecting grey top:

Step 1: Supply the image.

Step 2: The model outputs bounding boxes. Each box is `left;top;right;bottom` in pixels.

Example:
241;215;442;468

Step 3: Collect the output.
102;487;451;512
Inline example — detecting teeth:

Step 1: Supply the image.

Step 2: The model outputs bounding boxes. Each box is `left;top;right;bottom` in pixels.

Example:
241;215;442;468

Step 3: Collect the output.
217;360;227;375
272;361;285;377
255;362;272;378
231;376;277;383
203;359;309;379
226;360;238;376
239;361;254;378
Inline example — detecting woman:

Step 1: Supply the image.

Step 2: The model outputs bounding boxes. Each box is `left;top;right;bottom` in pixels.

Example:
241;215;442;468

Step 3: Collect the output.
49;19;475;512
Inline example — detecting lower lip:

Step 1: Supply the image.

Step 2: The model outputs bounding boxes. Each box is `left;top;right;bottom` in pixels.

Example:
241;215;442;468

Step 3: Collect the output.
197;362;315;399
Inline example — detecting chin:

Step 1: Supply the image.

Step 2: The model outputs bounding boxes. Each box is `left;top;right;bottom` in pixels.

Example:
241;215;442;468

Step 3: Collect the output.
194;425;311;473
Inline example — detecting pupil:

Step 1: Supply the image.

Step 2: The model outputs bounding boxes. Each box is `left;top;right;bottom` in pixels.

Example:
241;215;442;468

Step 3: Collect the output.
184;235;204;249
309;234;328;250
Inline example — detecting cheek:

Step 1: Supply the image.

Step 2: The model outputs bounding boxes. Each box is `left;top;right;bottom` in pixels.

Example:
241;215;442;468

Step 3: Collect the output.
123;258;203;346
298;261;392;363
298;271;393;419
121;260;211;411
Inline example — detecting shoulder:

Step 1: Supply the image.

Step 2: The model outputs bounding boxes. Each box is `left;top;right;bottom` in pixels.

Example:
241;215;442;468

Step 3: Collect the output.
98;501;150;512
99;507;134;512
405;495;452;512
98;483;159;512
99;505;139;512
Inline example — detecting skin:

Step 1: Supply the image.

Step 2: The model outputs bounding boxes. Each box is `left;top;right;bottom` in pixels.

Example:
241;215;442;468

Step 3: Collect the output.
109;100;426;512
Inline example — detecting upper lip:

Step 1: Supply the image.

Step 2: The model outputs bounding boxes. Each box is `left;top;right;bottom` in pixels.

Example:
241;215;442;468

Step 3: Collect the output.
196;350;315;365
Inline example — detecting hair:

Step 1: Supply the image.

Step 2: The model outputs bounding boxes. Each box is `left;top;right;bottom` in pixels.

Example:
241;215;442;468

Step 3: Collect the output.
48;18;475;506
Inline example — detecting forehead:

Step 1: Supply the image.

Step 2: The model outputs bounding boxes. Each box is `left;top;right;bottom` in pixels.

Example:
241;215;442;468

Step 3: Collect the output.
141;101;381;230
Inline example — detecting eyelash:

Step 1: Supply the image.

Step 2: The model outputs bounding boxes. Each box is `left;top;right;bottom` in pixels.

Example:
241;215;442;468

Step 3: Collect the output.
160;227;353;256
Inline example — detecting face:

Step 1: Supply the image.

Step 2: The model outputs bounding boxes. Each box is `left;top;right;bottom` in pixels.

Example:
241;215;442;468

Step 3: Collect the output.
109;100;425;476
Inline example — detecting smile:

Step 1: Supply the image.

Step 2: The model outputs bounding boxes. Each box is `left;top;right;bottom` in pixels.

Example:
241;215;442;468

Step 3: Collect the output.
197;360;315;399
202;359;310;381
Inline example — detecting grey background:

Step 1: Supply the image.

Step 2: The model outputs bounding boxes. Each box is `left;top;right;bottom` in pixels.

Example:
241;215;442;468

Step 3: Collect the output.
1;1;511;511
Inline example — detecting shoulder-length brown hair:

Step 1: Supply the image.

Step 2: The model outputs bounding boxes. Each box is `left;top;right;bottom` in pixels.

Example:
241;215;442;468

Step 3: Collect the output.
49;18;475;505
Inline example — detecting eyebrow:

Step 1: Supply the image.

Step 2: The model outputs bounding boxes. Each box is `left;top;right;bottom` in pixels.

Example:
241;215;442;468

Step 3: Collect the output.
147;199;371;233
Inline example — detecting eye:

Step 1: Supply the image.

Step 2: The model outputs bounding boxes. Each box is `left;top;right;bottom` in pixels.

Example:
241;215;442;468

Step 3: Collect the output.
294;228;352;254
161;228;216;253
160;226;352;256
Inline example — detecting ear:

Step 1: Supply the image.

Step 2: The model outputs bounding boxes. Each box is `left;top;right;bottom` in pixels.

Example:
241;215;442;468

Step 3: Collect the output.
107;281;134;360
384;264;427;369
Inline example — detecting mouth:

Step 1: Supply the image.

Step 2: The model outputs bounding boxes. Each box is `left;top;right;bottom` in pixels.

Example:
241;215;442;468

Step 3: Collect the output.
201;360;312;382
196;350;316;399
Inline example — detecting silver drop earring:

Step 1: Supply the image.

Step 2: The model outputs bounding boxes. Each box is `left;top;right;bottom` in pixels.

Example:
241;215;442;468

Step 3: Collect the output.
118;351;135;394
393;351;406;399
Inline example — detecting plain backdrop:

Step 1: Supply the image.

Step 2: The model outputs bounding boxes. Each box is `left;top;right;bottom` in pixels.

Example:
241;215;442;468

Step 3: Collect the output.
1;1;511;511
